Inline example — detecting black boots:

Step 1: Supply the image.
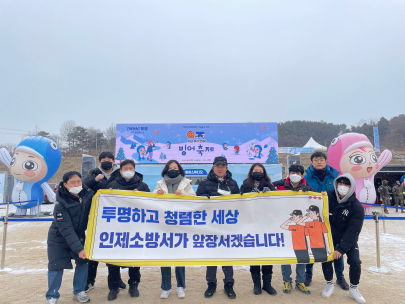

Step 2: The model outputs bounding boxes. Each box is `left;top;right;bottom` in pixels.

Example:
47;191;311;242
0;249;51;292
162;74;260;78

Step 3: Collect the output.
304;274;312;286
251;273;262;295
224;282;236;299
118;278;126;289
262;274;277;295
129;281;139;297
107;289;119;301
204;283;217;298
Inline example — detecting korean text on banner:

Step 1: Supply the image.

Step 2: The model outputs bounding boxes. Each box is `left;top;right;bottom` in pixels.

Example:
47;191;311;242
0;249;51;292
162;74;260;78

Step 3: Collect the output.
85;190;334;267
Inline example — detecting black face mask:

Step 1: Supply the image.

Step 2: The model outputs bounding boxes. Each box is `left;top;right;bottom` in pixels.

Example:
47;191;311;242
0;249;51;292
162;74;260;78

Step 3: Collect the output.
167;170;180;178
252;172;264;181
101;161;113;170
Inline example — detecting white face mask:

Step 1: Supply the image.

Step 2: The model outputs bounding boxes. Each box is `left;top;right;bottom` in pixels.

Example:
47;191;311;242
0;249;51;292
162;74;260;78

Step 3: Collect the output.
68;186;82;195
289;174;302;183
122;170;135;180
337;185;349;196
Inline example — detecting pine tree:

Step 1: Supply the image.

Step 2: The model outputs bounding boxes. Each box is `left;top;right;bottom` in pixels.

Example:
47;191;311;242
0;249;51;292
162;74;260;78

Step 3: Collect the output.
159;152;164;160
116;147;126;161
130;143;137;149
266;147;278;163
163;154;167;160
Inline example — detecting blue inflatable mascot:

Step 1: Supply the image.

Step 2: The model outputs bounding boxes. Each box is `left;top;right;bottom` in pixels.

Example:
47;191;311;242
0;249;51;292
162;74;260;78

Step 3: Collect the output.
0;136;61;215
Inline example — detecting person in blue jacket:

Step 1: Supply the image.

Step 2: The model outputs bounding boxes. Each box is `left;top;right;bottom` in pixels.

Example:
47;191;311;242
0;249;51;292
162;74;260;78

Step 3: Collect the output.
303;152;349;290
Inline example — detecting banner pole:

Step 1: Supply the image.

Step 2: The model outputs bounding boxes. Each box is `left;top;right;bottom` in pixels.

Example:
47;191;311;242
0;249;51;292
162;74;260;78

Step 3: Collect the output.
1;201;10;269
37;199;39;218
381;204;386;233
375;213;380;268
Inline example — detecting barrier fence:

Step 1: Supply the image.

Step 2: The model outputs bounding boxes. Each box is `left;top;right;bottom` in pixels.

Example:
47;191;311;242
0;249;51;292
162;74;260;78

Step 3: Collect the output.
1;200;404;272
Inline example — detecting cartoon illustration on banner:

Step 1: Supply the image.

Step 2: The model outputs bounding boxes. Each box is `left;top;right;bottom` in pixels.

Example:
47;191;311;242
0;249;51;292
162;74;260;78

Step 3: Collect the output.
115;123;278;164
328;132;392;215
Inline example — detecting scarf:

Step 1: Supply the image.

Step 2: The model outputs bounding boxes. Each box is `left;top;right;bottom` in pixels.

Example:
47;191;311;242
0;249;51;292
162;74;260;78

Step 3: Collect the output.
163;174;184;194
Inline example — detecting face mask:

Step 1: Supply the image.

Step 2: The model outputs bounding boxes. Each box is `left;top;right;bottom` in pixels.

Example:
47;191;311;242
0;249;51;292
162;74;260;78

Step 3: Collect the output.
122;170;135;180
252;172;264;181
167;170;180;178
337;185;349;196
101;161;113;170
68;186;82;195
289;174;302;183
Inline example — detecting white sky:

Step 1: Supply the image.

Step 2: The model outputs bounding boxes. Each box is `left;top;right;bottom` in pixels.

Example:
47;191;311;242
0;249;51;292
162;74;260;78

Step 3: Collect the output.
1;0;404;144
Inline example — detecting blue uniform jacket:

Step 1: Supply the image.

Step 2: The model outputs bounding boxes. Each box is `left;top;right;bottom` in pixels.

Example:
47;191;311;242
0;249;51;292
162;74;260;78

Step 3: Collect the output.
303;164;340;192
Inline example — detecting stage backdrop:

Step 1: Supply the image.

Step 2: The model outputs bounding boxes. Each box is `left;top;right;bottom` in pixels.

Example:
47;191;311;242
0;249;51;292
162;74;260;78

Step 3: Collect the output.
85;190;333;267
115;123;278;164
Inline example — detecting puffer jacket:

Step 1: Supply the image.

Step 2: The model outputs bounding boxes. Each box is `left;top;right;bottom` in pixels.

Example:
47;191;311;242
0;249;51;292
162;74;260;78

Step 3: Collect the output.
154;177;196;195
304;164;340;192
107;172;150;192
276;177;315;192
327;173;364;254
83;164;121;192
47;183;94;271
240;179;276;194
196;169;240;197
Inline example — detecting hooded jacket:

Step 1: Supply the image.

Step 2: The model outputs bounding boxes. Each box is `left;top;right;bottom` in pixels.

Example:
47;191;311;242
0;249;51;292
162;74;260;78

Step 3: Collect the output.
240;178;276;194
107;172;150;192
154;177;196;196
47;183;94;271
83;164;121;192
326;173;364;254
276;177;315;191
304;164;340;192
196;169;240;197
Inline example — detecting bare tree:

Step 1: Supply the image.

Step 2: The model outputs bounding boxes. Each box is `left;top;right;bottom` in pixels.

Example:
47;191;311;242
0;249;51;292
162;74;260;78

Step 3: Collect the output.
60;120;77;150
0;143;17;155
104;124;116;152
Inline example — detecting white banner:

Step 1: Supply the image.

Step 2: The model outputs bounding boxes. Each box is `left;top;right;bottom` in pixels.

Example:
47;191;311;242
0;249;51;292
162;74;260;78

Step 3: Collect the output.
85;190;333;266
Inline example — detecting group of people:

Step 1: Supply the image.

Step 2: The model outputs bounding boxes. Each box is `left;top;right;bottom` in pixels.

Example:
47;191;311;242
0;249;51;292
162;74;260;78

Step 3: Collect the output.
378;179;405;214
45;151;366;304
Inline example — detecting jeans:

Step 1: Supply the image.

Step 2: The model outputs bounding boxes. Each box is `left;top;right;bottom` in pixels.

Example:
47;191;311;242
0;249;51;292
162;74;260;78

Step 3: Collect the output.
281;264;306;283
322;243;361;285
306;255;344;278
108;265;141;290
206;266;234;284
161;267;186;290
46;262;88;300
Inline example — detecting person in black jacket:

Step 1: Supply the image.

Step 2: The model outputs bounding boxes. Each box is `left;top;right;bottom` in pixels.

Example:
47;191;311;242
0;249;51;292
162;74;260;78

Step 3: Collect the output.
83;151;123;292
196;156;240;299
320;173;366;304
240;163;278;296
46;171;94;304
106;159;150;301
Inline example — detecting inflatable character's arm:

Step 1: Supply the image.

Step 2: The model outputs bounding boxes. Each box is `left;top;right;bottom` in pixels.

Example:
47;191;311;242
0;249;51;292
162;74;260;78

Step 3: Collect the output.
376;150;392;173
41;182;56;202
0;148;12;168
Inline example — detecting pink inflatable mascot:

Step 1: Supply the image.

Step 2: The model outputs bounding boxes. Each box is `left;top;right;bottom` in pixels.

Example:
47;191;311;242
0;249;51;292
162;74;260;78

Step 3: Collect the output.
328;133;392;215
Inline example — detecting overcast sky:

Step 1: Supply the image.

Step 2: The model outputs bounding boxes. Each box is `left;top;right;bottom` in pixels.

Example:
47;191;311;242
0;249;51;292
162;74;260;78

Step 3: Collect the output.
1;0;404;144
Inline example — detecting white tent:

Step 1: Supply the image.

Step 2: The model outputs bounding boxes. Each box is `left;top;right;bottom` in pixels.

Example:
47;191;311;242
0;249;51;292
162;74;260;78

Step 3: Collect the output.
303;137;327;151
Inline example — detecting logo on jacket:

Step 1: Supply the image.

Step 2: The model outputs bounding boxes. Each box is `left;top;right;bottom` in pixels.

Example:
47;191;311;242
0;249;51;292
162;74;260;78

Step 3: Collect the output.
342;209;349;216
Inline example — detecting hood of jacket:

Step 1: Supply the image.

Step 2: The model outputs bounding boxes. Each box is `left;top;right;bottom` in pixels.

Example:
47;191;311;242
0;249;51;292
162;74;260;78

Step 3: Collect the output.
206;169;233;183
88;164;120;178
334;173;356;204
115;171;144;187
305;164;340;180
56;181;89;206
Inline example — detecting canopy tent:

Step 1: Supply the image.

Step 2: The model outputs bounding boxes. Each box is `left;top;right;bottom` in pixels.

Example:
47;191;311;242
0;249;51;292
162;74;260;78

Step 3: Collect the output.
303;137;327;151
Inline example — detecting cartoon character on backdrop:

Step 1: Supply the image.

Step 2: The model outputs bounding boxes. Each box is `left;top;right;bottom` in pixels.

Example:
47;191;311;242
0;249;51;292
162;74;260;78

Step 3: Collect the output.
137;145;146;161
222;143;228;150
0;136;61;215
328;133;392;215
254;145;263;159
233;145;240;155
166;142;171;149
146;140;155;161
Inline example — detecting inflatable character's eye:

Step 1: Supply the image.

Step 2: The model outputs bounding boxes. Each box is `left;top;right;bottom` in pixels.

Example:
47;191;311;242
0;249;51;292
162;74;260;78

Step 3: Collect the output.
22;160;38;171
370;154;378;163
349;154;366;165
331;138;339;146
50;141;58;151
10;158;16;167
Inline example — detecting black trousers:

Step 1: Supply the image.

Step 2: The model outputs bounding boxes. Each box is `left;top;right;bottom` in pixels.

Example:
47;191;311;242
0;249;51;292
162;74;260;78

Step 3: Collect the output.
87;260;99;284
108;265;141;290
312;247;328;262
322;242;361;285
250;265;273;276
295;249;310;263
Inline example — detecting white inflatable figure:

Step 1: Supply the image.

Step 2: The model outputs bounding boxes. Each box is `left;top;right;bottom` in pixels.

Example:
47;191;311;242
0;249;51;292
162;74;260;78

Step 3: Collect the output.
0;136;61;215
